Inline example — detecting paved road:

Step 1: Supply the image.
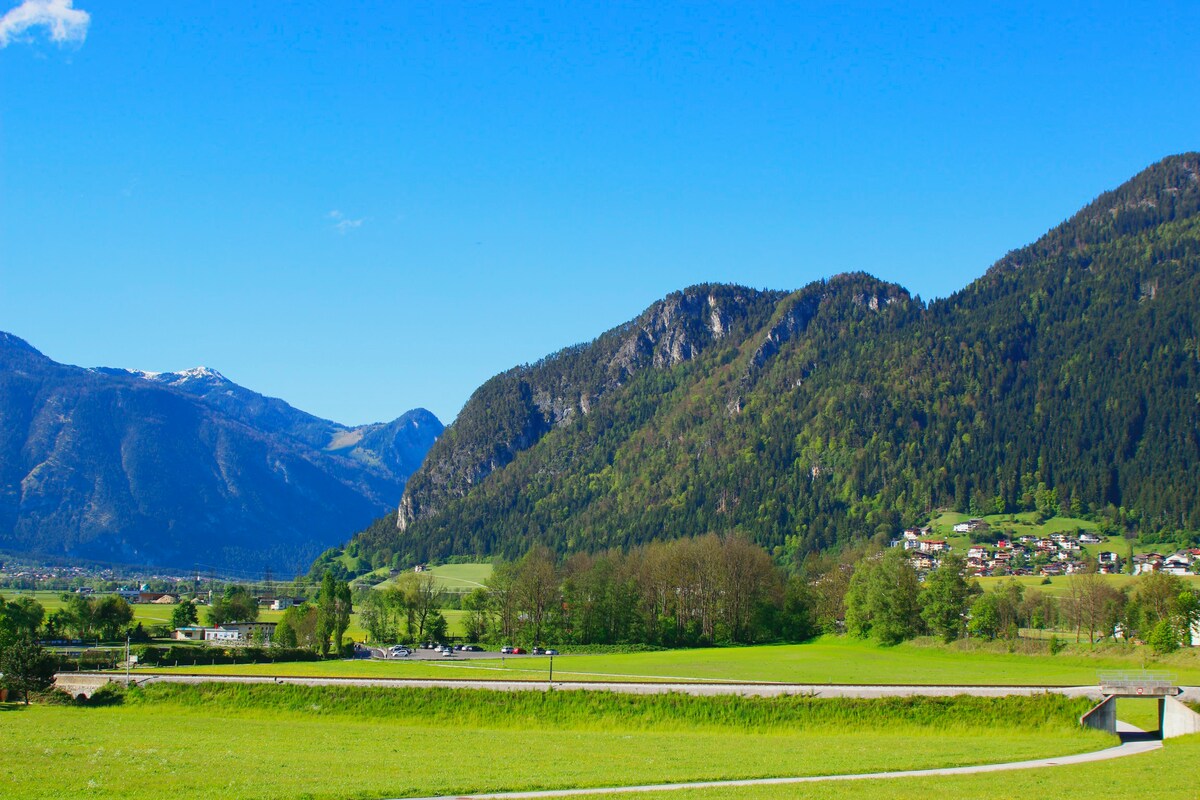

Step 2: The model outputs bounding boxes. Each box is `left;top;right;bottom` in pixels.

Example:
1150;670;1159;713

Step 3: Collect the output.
392;735;1163;800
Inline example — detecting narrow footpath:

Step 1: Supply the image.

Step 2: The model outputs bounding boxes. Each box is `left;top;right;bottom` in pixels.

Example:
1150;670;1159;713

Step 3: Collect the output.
393;728;1161;800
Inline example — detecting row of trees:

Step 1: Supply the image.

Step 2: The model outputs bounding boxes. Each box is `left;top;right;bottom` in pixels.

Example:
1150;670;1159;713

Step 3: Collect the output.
358;572;448;645
404;535;811;648
843;549;1200;653
47;594;135;642
380;537;1200;654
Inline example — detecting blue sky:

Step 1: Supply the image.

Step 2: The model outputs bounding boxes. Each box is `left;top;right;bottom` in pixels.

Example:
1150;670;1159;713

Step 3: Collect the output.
2;2;1198;425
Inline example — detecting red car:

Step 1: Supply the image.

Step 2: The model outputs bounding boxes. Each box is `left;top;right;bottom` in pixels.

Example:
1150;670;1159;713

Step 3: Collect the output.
511;647;527;654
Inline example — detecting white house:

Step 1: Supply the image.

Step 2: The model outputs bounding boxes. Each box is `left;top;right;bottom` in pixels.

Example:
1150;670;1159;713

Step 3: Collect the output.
1163;552;1194;576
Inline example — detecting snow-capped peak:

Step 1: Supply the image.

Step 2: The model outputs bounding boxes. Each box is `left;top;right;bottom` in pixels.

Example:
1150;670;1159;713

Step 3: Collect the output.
174;366;227;382
121;366;230;386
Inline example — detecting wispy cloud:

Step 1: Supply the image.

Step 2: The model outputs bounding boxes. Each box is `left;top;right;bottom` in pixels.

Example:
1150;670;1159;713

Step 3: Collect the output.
328;209;365;235
0;0;90;48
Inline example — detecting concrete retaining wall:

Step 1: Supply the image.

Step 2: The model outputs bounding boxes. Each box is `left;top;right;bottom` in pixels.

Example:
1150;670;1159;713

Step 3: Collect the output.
1162;696;1200;739
54;674;119;700
1080;695;1117;734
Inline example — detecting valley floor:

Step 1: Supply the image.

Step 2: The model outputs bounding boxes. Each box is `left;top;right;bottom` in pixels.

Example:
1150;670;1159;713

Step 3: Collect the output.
135;636;1200;686
1;685;1110;800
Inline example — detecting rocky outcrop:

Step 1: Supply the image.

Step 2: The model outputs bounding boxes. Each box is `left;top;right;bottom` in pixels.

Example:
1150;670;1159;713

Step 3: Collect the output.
396;284;782;531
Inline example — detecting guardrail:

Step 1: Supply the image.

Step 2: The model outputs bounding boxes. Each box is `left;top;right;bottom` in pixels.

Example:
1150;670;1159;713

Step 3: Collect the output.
1097;671;1178;695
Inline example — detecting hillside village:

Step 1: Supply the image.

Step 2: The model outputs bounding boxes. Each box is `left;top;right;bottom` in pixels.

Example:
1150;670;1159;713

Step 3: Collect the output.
891;521;1200;579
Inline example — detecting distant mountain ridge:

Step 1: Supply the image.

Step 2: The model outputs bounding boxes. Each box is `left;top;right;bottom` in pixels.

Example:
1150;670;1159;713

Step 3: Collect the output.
340;153;1200;570
0;339;442;573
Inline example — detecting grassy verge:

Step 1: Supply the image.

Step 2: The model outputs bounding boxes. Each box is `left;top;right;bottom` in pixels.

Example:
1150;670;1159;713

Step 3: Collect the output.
0;686;1109;800
138;636;1200;685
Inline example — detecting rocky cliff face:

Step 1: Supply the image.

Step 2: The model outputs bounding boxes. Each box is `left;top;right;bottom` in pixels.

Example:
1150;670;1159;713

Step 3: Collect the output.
0;337;441;573
395;284;784;531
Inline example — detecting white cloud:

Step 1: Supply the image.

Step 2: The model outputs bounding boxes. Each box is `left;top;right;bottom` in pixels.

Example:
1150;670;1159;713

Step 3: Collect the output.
328;209;364;234
0;0;90;48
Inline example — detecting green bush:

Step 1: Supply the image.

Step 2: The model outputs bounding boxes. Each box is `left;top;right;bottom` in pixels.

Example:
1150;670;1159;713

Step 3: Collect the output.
85;683;126;706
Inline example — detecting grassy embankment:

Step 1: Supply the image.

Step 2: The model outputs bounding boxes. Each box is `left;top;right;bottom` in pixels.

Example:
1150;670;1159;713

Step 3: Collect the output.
0;684;1108;800
138;635;1200;684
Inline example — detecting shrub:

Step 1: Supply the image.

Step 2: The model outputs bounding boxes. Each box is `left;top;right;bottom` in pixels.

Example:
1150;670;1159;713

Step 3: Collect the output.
85;683;126;706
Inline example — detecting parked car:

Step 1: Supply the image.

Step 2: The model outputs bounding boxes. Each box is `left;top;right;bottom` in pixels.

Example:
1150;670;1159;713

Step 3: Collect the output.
532;647;546;655
461;645;484;652
544;649;559;656
442;648;456;658
511;647;527;655
500;646;514;654
388;645;410;658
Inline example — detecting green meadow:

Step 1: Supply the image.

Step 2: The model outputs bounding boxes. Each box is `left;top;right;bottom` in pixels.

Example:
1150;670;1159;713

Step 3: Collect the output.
561;736;1200;800
371;561;495;592
140;636;1200;685
973;573;1200;598
0;684;1109;800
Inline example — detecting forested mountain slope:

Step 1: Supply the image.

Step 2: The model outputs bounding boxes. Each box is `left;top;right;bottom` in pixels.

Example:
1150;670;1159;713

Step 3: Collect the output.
0;337;441;573
341;154;1200;570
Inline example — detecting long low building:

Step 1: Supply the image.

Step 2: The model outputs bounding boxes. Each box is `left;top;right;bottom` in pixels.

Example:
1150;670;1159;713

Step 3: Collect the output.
173;622;277;643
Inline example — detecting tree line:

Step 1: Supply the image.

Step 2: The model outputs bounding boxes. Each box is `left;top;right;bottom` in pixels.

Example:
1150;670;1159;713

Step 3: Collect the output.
373;537;1200;655
368;534;810;647
842;549;1199;653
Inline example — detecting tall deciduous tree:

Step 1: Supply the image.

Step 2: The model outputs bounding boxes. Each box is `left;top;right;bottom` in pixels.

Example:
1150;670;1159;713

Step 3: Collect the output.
332;580;352;653
920;554;972;642
207;586;259;627
845;548;922;645
171;600;199;629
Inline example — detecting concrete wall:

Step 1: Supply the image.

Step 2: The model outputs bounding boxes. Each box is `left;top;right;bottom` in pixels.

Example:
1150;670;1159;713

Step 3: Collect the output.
1080;695;1117;734
1162;696;1200;739
53;674;118;700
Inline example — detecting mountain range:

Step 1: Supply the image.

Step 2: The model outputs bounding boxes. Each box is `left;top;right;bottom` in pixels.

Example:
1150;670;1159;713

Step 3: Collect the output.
337;153;1200;572
0;338;441;574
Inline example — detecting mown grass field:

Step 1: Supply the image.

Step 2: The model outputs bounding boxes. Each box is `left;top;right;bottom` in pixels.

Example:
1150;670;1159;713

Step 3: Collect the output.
139;636;1200;685
560;735;1200;800
371;561;494;592
0;684;1109;800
